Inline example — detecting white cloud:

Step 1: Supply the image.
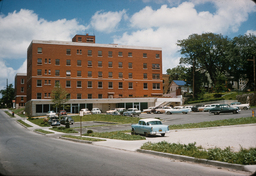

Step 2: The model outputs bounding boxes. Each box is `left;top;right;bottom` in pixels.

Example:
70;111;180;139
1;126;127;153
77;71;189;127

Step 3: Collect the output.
246;30;256;35
0;9;87;90
90;10;127;33
114;0;256;73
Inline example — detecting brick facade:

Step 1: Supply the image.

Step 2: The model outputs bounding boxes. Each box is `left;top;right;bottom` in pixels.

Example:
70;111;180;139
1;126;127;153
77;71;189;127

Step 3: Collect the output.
14;73;27;108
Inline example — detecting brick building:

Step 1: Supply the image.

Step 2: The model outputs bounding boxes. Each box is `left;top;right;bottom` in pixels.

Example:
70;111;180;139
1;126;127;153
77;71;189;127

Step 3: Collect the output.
14;73;27;109
25;34;164;116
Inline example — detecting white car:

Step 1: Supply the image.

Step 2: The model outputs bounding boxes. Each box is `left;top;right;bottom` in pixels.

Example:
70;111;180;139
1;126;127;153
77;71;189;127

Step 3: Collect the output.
106;109;120;115
46;111;57;117
81;108;91;115
230;102;250;110
142;107;155;114
91;108;101;114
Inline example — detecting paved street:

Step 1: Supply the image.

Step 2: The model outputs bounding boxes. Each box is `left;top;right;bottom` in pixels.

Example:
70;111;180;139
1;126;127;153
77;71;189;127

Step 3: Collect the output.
0;109;252;175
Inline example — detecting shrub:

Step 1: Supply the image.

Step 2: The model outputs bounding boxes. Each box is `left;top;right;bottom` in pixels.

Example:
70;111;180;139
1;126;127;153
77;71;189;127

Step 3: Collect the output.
87;130;93;134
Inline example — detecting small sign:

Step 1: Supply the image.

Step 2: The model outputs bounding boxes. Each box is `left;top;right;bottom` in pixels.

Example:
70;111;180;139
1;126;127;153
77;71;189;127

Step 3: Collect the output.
252;110;255;117
79;111;83;116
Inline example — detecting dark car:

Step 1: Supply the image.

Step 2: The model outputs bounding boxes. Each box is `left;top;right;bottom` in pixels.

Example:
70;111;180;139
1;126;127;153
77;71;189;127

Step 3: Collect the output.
191;105;203;112
60;110;67;115
209;104;240;115
60;116;74;125
50;119;60;126
48;116;59;125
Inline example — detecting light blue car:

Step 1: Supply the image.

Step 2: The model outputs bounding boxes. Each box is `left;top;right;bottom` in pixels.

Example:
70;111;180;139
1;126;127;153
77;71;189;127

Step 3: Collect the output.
131;119;169;137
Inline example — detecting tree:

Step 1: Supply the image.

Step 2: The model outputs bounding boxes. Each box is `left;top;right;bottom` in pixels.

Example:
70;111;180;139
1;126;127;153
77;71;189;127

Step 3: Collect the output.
177;33;230;86
0;84;15;108
51;82;70;115
166;65;188;83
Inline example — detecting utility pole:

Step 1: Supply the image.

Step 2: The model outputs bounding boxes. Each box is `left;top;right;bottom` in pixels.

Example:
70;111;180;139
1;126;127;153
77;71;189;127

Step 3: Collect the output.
247;56;256;105
6;79;8;107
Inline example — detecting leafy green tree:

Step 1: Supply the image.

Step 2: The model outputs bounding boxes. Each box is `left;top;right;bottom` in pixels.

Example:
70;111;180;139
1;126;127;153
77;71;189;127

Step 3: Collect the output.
51;82;70;115
0;84;15;108
166;65;188;83
177;33;230;86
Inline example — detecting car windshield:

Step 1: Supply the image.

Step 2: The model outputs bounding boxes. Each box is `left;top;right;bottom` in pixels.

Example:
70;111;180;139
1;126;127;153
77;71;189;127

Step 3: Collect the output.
147;121;162;125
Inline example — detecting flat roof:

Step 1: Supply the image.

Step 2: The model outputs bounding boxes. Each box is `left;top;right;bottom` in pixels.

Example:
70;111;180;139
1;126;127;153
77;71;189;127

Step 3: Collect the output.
31;40;162;51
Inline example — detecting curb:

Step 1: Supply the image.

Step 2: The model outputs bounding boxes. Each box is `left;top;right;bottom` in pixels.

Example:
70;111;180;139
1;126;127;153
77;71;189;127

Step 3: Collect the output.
59;137;93;144
137;149;256;173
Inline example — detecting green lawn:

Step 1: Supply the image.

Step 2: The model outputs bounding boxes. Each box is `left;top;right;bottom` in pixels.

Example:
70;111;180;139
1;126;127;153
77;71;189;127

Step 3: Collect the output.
62;135;106;142
35;129;54;134
28;118;50;127
17;120;32;127
83;131;146;140
50;127;78;133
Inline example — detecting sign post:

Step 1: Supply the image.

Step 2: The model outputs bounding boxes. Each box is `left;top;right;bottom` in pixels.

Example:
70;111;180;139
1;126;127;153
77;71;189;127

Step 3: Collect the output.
79;111;83;137
252;110;255;118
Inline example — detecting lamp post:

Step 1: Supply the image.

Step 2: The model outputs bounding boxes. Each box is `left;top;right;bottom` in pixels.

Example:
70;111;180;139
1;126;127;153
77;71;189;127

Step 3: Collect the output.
247;56;256;105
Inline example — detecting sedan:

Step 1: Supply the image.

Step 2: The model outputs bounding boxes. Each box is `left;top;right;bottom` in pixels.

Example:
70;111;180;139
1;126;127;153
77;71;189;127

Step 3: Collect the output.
209;104;240;115
59;110;67;115
60;116;74;125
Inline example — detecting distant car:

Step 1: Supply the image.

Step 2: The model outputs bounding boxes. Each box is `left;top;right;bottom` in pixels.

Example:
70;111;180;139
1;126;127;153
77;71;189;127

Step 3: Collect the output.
49;119;60;126
106;109;120;115
203;104;219;112
230;102;250;110
191;105;203;112
46;111;57;117
60;116;74;125
47;116;59;125
123;108;141;117
131;118;169;137
142;107;155;114
209;104;240;115
198;104;211;112
91;108;101;114
115;108;126;113
164;107;190;115
59;110;67;115
81;108;91;115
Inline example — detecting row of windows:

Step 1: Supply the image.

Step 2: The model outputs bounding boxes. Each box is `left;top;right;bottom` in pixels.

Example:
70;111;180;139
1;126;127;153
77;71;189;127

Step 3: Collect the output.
37;47;160;59
36;59;160;70
37;69;160;79
36;80;160;90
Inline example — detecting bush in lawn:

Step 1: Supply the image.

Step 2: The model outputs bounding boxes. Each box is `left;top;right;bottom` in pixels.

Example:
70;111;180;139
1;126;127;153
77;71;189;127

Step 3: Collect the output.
87;130;93;134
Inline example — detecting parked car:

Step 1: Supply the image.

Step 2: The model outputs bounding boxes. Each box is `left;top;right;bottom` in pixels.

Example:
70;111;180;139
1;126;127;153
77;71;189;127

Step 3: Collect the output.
198;104;211;112
191;105;203;112
142;107;155;114
59;110;67;115
60;116;74;125
48;118;60;126
123;108;141;117
203;104;219;112
47;116;59;125
164;107;190;115
131;118;169;137
155;106;171;114
91;108;101;114
209;104;241;115
81;108;91;115
150;107;163;114
106;109;120;115
230;102;250;110
46;111;57;117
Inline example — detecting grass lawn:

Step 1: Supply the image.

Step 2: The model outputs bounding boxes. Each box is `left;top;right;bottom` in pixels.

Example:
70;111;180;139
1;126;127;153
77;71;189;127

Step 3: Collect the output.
83;131;146;140
4;111;14;118
35;129;54;134
50;127;78;133
169;116;256;130
17;120;32;127
62;135;106;142
10;108;27;118
28;118;50;127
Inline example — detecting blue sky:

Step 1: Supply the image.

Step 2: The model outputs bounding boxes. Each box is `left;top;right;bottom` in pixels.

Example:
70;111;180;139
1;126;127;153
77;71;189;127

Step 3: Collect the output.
0;0;255;92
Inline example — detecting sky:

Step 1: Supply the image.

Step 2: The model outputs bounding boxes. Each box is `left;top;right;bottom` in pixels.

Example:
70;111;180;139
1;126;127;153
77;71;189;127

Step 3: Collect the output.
0;0;255;92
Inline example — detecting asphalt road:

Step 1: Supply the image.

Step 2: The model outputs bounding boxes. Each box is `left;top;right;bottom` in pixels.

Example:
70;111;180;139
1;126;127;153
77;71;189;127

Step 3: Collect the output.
0;110;249;176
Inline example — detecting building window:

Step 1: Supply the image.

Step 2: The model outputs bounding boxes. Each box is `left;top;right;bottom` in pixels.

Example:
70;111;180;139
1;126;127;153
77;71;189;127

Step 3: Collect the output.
49;59;51;64
21;87;24;92
98;94;102;99
119;82;123;89
128;82;133;89
88;50;92;56
55;59;60;65
37;47;42;54
128;62;132;68
119;94;122;98
108;51;112;57
37;93;41;99
118;52;123;57
143;53;147;58
77;49;82;54
21;79;24;84
118;72;123;78
108;72;113;78
77;60;81;66
66;81;71;88
156;54;160;58
128;52;132;57
66;70;71;76
48;93;51;98
77;71;81;77
77;93;81;99
48;80;51;85
55;80;59;86
152;64;160;69
98;61;102;67
37;69;42;75
144;83;148;89
143;63;147;69
48;69;51;75
98;51;102;57
88;94;92;99
108;61;112;68
21;97;24;101
128;73;133;79
66;49;71;55
153;83;160;89
108;82;113;89
77;81;82;88
152;74;160;79
66;60;71;66
88;71;92;77
118;62;123;68
45;58;47;64
98;71;102;78
143;73;147;79
78;37;82;42
98;82;102;88
66;94;70;99
87;38;94;42
44;69;47;75
37;80;42;87
37;58;42;65
55;70;60;76
129;94;133;97
44;93;47;98
44;80;47;85
88;60;92;67
88;81;92;88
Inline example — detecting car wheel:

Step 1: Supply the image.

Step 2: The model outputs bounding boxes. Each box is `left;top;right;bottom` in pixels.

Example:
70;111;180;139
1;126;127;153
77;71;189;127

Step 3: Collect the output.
157;111;161;114
243;107;248;110
214;112;219;115
233;110;237;114
144;132;149;137
167;111;172;115
161;133;165;137
147;112;150;114
131;129;135;135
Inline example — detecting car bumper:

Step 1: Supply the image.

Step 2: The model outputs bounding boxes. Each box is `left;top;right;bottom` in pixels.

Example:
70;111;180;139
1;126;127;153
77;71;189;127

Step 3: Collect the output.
150;131;170;135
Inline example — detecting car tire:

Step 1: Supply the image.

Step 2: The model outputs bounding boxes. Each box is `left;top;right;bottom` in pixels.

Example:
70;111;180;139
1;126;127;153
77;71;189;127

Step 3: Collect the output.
214;112;219;115
233;110;237;114
243;107;248;110
131;129;135;135
161;133;165;137
167;111;172;115
144;132;149;137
